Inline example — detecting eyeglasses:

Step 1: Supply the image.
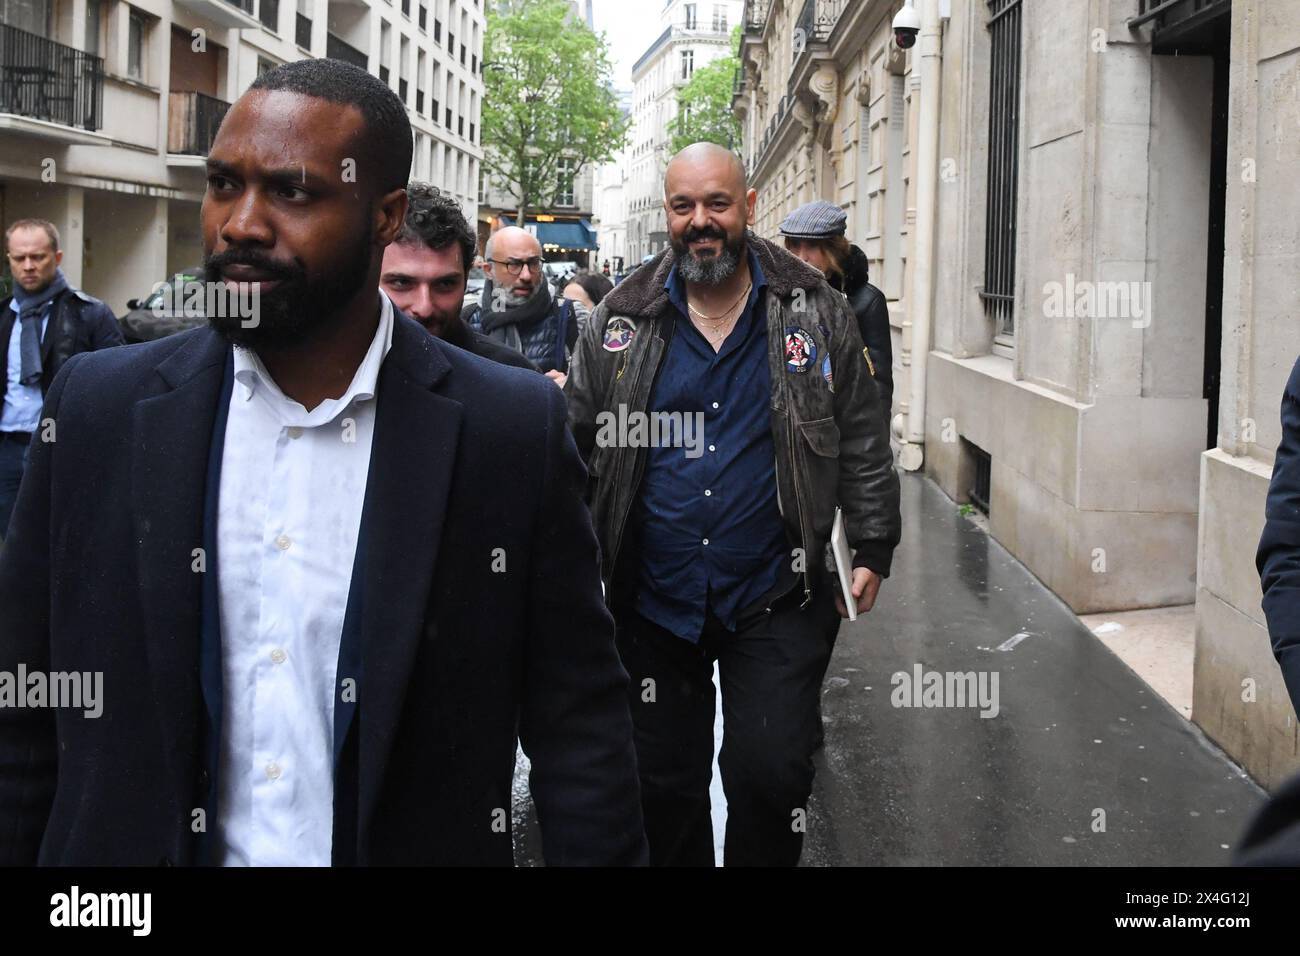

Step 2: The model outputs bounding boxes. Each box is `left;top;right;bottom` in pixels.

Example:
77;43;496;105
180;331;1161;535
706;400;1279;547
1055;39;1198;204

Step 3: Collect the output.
490;256;543;276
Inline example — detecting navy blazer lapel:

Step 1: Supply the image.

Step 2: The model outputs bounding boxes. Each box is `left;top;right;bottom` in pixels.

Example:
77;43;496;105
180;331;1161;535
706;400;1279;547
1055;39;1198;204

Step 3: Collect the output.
355;317;462;850
131;328;230;823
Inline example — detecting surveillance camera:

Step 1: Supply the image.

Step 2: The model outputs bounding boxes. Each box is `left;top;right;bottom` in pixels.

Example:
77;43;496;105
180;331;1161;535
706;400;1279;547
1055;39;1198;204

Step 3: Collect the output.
893;4;921;49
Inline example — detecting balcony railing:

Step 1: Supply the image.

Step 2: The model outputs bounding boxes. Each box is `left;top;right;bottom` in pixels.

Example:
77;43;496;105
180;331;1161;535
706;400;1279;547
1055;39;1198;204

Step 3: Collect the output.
0;24;104;131
794;0;846;55
751;92;793;171
744;0;771;33
295;13;311;48
168;90;231;155
326;33;367;70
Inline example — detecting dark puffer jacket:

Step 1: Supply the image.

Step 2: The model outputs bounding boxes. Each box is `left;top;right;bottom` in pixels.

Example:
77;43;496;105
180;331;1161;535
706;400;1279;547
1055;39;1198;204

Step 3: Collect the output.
462;286;586;375
829;244;893;411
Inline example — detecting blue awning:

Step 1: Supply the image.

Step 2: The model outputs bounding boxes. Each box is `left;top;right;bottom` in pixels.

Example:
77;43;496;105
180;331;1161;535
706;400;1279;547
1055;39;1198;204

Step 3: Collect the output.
501;216;598;251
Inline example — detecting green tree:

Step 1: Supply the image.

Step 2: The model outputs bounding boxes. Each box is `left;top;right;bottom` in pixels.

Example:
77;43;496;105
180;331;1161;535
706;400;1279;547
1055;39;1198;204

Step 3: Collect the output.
670;25;742;153
482;0;629;222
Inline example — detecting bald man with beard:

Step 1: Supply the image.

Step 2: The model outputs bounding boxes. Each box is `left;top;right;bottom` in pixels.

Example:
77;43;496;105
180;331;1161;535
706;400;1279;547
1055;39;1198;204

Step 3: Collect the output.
565;143;901;866
465;226;588;387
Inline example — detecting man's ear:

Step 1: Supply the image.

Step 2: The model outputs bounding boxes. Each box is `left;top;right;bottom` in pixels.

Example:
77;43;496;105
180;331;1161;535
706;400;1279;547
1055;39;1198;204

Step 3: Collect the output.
375;187;409;246
745;188;757;226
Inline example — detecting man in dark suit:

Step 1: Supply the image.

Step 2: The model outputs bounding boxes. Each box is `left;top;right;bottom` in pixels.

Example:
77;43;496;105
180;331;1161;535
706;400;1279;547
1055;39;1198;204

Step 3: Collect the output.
0;58;646;866
0;218;123;538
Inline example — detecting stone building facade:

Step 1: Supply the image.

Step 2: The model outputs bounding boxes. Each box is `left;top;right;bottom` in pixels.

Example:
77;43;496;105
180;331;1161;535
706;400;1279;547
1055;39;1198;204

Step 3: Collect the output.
735;0;1300;790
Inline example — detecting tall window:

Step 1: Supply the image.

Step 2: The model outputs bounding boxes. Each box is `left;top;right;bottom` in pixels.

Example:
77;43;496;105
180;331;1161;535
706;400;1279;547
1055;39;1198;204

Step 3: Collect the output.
296;0;312;48
259;0;279;33
399;35;410;103
683;3;696;29
982;0;1022;344
84;0;102;55
127;11;146;80
417;50;427;113
557;158;575;207
680;48;694;81
711;3;727;32
4;0;49;36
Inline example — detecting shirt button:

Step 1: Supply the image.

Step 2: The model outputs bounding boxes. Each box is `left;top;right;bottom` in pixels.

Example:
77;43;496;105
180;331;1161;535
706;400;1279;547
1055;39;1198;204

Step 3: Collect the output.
704;490;712;497
711;402;719;409
286;426;304;439
265;762;281;780
709;445;716;452
275;534;292;551
702;538;710;546
270;648;287;664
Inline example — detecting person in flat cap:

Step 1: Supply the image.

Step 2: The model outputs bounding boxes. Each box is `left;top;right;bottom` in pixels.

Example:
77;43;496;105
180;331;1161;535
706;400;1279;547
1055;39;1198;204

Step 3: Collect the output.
780;200;893;410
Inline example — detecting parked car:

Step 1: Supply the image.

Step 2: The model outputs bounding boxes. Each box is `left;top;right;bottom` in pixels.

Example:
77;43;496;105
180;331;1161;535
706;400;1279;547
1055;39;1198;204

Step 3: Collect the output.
118;267;208;343
462;265;486;310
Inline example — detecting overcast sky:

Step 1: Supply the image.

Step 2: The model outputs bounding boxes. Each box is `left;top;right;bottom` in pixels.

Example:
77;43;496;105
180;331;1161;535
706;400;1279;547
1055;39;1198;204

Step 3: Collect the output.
592;0;665;92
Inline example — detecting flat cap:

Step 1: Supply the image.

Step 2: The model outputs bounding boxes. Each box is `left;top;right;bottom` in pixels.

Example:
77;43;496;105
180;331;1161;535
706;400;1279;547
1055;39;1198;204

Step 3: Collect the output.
778;200;848;239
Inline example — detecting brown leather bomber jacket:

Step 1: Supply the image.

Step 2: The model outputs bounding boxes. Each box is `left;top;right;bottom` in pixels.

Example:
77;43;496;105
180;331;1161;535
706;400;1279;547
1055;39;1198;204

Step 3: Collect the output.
563;234;902;605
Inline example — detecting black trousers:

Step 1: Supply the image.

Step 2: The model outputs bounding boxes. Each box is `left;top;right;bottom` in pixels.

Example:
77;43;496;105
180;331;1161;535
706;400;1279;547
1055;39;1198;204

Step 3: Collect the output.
614;587;841;866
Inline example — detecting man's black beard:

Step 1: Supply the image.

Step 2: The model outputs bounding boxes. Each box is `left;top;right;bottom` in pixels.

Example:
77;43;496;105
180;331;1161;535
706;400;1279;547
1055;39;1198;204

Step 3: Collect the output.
203;231;373;351
672;226;747;285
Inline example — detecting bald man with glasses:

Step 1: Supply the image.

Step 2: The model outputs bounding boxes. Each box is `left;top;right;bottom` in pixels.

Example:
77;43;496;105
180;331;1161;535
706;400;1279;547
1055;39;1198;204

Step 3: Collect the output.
464;226;588;387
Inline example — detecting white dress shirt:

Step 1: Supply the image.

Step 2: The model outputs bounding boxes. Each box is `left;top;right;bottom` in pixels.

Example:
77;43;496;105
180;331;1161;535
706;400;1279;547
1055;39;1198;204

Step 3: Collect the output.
215;294;394;866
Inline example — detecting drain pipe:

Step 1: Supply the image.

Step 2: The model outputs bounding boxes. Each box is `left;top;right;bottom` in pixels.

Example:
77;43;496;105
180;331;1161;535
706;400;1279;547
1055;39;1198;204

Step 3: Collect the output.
897;0;944;472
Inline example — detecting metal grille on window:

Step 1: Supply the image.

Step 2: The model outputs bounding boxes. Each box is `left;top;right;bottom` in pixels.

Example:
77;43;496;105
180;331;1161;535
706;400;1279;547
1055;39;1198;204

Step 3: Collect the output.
981;0;1021;343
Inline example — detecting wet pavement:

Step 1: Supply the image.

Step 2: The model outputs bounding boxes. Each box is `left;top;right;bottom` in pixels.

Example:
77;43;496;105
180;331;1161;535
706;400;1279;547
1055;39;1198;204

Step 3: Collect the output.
514;473;1268;865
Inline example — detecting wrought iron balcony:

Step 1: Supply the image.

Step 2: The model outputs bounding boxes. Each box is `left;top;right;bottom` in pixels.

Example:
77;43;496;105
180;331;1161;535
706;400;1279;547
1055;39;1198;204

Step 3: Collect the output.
744;0;771;33
795;0;846;53
0;23;103;131
168;90;231;156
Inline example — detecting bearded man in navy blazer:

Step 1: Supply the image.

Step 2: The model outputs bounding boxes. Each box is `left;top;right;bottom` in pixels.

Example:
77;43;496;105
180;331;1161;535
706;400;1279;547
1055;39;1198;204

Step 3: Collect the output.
0;58;647;866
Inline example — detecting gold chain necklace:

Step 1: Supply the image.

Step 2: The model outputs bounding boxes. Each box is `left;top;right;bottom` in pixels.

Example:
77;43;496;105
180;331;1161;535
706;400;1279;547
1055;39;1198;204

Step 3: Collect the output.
688;281;752;322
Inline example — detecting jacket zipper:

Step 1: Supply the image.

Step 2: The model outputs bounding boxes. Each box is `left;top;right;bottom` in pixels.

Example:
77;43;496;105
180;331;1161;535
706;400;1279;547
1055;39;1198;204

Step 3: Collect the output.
788;413;812;609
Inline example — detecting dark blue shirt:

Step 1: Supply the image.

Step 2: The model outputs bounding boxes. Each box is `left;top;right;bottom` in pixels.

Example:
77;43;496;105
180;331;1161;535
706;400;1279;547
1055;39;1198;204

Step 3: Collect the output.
631;250;789;642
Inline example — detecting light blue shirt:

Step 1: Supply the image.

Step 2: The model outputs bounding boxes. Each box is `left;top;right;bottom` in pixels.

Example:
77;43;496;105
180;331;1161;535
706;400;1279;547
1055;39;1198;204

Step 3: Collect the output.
2;297;49;434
